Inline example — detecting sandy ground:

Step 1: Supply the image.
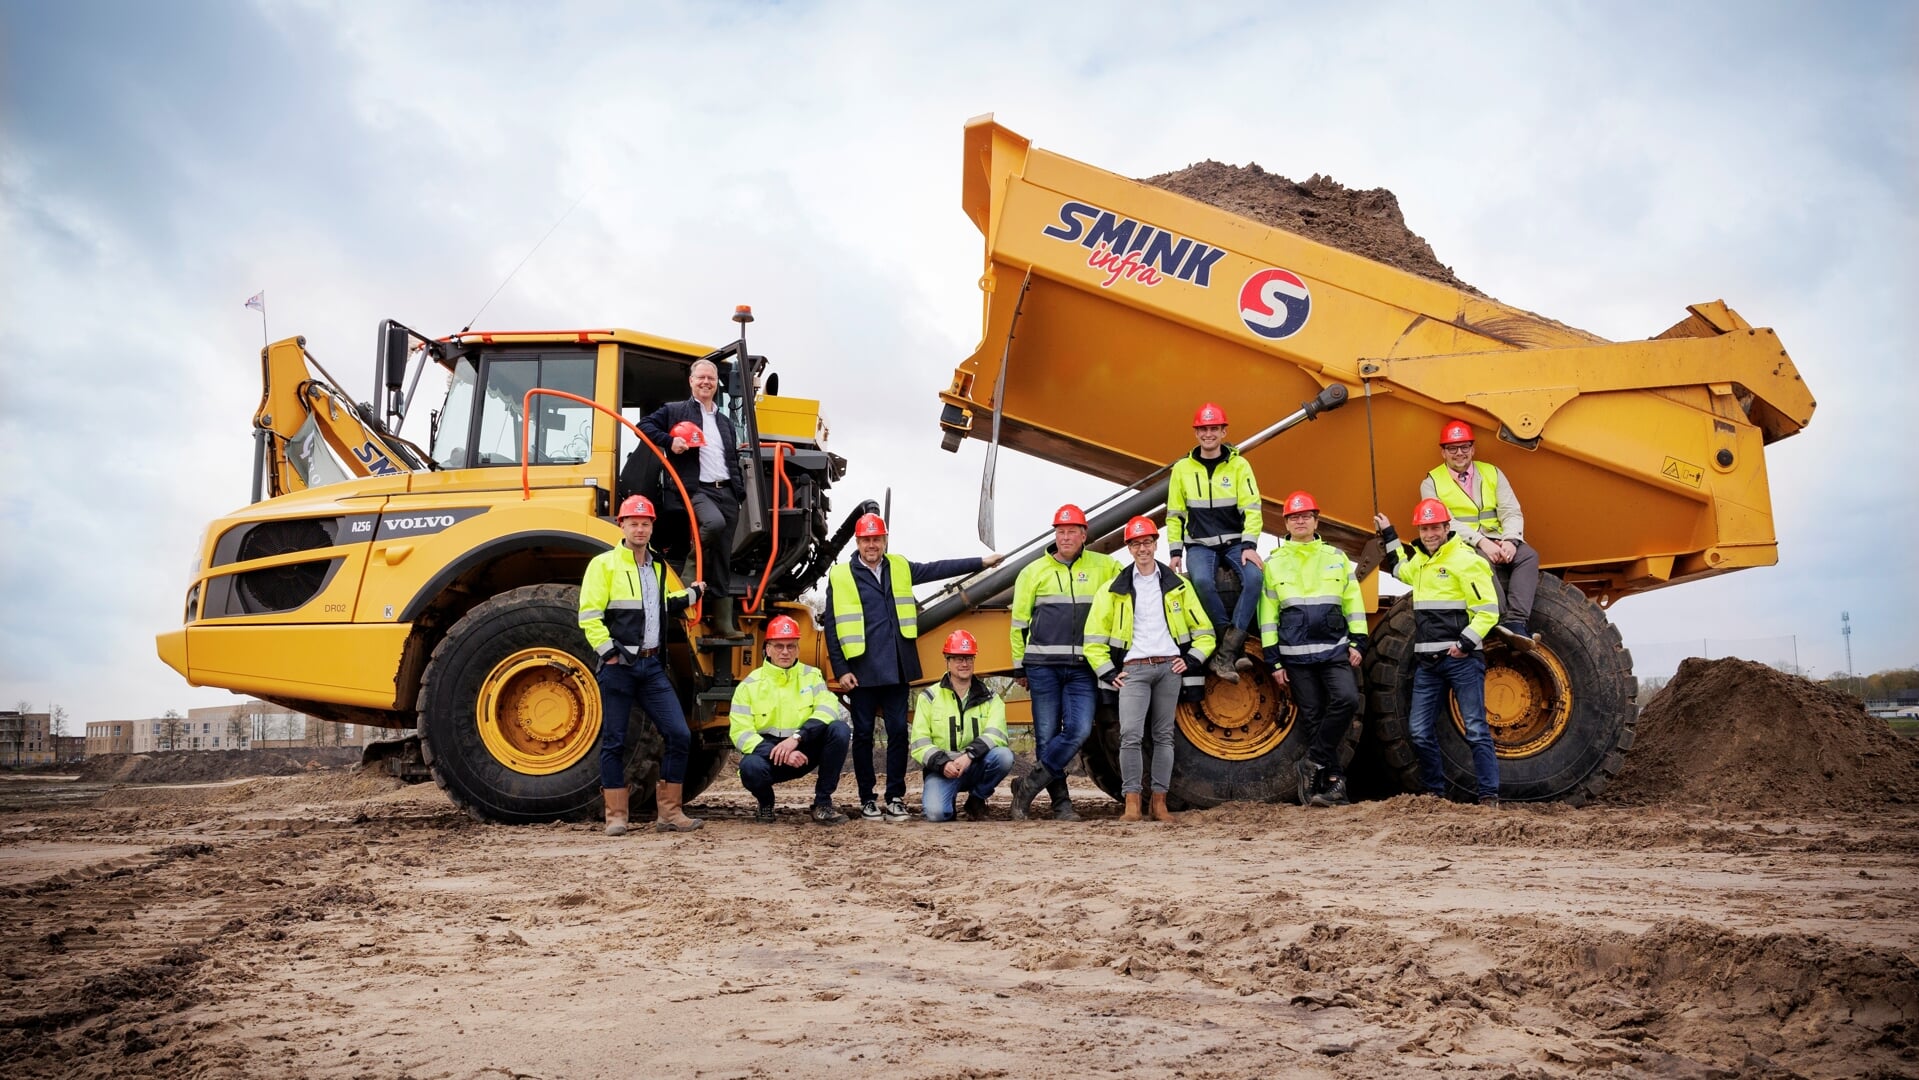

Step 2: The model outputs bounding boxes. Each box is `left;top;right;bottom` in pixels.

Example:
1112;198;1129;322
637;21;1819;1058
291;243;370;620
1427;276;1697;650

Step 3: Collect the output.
1;771;1915;1080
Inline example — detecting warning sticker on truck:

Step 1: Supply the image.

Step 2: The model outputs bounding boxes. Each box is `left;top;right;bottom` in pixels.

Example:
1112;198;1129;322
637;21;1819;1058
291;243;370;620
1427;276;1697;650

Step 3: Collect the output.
1660;457;1704;488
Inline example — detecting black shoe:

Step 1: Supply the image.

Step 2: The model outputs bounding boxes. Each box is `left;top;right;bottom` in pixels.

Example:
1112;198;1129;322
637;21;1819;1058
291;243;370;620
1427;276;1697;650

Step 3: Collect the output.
1310;776;1349;807
1011;764;1054;821
811;802;848;825
754;805;777;824
883;797;911;822
1050;800;1080;822
1478;795;1501;808
1295;759;1321;806
859;798;882;821
963;795;990;822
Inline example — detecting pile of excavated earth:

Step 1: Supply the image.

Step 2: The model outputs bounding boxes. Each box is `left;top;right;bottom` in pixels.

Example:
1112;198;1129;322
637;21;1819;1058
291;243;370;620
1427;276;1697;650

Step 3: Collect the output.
1607;657;1919;810
1144;161;1481;294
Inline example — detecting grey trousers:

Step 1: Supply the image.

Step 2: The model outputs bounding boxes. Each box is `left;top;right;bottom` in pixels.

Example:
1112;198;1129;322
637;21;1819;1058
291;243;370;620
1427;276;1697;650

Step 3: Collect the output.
1490;538;1539;627
1117;659;1181;795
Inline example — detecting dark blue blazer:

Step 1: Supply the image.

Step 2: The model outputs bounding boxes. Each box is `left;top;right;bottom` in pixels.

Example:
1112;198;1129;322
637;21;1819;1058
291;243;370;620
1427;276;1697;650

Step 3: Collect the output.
638;398;746;509
825;555;985;687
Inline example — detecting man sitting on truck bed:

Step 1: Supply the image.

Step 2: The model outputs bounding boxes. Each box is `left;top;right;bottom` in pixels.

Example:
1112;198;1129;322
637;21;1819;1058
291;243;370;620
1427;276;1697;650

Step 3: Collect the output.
1167;402;1263;684
1419;419;1539;651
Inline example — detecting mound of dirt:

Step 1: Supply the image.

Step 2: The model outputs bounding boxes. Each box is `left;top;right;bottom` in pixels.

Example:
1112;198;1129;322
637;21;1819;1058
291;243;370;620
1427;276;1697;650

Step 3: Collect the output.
1143;161;1481;294
1607;657;1919;810
76;748;363;784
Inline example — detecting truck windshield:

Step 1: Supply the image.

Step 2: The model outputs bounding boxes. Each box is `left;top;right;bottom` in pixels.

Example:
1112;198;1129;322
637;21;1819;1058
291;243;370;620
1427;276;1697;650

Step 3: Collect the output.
431;357;479;468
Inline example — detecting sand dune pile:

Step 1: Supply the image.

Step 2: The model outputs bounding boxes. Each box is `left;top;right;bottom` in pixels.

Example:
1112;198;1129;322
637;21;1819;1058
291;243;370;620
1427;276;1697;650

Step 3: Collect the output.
1607;657;1919;809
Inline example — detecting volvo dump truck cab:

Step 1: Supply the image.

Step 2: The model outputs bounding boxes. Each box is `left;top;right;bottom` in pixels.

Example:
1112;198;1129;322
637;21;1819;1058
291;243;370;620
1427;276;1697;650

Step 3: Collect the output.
931;116;1814;806
159;315;857;822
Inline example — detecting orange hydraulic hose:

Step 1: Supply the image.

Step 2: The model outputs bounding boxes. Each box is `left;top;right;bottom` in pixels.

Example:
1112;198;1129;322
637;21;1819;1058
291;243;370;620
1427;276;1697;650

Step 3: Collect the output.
518;388;703;623
743;442;795;615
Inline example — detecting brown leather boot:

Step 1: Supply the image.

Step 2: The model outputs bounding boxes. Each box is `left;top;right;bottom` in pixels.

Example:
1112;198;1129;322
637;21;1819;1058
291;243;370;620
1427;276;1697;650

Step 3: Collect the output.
654;781;704;832
603;787;630;836
1121;792;1143;822
1150;792;1175;822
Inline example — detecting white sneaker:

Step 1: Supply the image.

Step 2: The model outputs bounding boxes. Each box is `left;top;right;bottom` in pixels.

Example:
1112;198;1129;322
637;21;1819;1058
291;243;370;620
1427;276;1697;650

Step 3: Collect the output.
883;797;910;822
860;799;882;821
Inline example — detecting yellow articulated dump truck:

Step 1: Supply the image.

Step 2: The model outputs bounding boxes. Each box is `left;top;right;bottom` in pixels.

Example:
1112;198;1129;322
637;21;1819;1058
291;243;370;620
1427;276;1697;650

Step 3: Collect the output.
159;314;869;822
160;117;1812;820
929;117;1814;806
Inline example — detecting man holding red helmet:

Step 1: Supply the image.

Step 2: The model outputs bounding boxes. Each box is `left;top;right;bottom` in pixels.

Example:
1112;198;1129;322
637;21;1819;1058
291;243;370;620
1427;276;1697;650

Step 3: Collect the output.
909;630;1014;822
825;513;1002;822
729;614;851;825
640;358;748;641
578;494;707;835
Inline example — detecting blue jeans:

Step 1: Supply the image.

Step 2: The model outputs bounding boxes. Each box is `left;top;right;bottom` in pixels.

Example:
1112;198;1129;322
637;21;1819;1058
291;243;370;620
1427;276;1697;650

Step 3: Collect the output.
737;721;850;808
596;655;690;788
1027;664;1096;778
1408;653;1498;799
1185;544;1262;632
921;746;1015;822
847;683;911;802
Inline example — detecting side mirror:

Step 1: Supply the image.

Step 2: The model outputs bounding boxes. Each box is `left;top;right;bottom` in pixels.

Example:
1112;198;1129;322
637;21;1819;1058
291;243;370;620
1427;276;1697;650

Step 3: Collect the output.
375;319;416;428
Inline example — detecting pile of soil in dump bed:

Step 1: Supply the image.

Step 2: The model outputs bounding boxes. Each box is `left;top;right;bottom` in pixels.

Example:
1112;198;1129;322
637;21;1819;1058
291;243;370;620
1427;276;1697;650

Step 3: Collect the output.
1143;161;1482;295
76;747;364;784
1606;657;1919;810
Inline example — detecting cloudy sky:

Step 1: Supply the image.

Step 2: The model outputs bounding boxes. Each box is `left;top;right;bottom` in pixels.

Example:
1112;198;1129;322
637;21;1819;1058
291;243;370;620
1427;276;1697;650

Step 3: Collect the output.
3;1;1913;725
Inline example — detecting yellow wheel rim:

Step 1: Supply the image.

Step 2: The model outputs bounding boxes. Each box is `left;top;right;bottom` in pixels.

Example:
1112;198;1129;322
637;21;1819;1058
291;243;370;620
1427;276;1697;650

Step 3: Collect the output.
1177;668;1294;761
475;648;601;775
1453;644;1573;759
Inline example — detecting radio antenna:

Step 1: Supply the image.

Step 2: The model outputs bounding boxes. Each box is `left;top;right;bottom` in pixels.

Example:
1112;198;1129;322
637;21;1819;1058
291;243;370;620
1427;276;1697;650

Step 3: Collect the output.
459;188;590;334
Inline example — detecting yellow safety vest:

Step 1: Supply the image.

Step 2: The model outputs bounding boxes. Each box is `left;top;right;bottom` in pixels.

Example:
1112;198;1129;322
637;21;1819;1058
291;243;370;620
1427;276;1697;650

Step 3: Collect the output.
827;554;917;659
1427;461;1502;536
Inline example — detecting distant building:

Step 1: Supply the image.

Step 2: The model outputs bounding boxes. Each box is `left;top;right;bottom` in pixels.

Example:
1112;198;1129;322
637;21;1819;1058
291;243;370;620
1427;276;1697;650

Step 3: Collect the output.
0;710;53;765
52;735;85;763
187;700;367;749
85;719;147;755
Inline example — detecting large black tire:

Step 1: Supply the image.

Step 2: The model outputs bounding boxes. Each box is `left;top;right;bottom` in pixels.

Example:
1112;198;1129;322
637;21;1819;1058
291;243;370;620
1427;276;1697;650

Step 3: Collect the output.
418;584;718;823
1079;666;1361;809
1361;574;1635;805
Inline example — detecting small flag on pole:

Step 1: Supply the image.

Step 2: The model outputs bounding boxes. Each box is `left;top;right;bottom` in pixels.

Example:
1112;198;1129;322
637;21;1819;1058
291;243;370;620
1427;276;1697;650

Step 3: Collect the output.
244;290;265;311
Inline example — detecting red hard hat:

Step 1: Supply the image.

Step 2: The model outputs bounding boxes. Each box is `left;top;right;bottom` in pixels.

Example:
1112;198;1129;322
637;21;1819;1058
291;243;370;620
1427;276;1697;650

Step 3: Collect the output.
764;615;802;641
1052;504;1089;528
616;495;657;521
1282;490;1319;515
1439;419;1474;445
942;629;979;656
1123;516;1159;542
853;513;887;538
1192;402;1229;427
669;420;705;447
1412;498;1451;526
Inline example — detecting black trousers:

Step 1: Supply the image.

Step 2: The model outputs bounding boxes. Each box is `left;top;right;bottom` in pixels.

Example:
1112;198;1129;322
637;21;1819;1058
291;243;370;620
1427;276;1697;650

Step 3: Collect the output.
737;722;850;808
688;486;739;595
1286;661;1359;774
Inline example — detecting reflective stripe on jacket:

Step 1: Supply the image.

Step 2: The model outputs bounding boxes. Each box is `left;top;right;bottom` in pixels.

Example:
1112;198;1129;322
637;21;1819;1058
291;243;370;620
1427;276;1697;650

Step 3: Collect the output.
909;677;1009;771
827;554;916;659
578;544;692;661
1009;548;1123;674
728;660;847;755
1166;447;1262;553
1427;461;1502;536
1083;564;1216;700
1257;536;1367;666
1383;532;1498;658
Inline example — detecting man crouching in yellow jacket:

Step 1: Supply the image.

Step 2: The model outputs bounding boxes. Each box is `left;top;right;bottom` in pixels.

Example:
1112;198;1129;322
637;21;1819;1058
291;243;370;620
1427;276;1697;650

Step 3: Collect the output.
909;630;1014;822
729;614;852;825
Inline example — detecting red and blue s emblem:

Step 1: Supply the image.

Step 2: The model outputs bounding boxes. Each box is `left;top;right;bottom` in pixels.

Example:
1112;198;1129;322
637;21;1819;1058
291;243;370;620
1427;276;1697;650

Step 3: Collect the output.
1238;268;1312;340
